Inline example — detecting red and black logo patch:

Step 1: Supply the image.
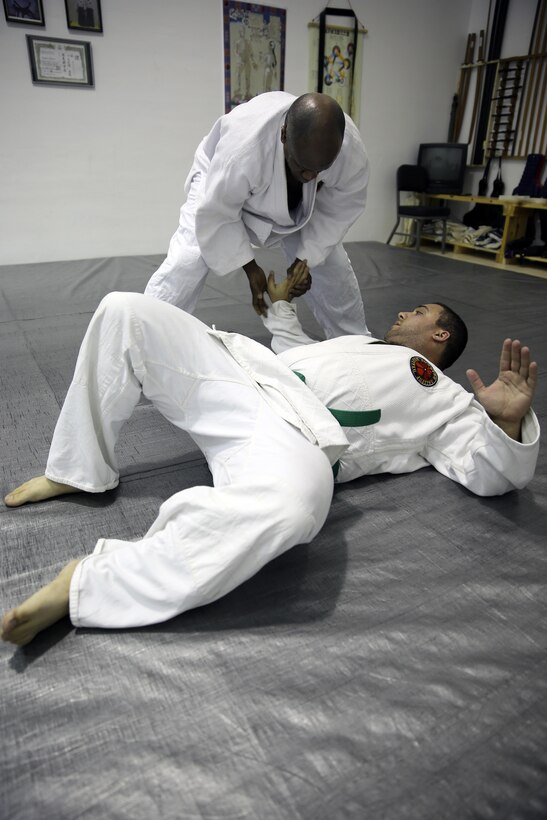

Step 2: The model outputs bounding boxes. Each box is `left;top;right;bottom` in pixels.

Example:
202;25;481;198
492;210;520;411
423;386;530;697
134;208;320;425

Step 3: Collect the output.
410;356;438;387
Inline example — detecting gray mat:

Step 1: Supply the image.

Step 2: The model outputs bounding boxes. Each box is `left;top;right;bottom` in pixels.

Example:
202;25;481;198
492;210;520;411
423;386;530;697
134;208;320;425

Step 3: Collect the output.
1;243;546;819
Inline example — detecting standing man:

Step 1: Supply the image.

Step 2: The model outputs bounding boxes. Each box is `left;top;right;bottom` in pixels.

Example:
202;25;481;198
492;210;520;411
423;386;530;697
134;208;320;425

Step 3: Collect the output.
145;92;370;339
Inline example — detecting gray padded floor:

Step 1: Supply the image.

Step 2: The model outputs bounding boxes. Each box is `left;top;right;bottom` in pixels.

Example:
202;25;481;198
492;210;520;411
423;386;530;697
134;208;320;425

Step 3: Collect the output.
1;243;546;819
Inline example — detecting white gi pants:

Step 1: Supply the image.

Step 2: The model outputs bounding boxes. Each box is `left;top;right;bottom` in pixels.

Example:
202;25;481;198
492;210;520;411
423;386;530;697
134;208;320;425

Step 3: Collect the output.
45;293;334;629
144;175;368;339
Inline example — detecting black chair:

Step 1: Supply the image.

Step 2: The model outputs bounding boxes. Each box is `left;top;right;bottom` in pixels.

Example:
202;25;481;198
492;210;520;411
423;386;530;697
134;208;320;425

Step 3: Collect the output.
387;165;451;252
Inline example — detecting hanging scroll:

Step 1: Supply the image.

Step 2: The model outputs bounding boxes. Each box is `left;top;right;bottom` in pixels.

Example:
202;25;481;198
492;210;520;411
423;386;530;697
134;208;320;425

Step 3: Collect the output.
308;8;366;125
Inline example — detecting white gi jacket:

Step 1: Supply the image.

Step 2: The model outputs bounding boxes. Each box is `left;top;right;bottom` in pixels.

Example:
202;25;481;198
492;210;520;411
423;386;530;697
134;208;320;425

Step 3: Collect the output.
251;301;540;496
189;91;369;273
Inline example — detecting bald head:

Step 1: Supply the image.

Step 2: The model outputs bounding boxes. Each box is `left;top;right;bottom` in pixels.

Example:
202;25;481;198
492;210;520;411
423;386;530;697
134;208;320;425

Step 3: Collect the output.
281;93;346;183
287;93;346;142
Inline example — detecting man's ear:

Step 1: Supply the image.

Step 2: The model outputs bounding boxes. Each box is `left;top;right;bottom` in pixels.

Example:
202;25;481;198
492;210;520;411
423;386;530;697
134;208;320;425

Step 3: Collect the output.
433;329;450;343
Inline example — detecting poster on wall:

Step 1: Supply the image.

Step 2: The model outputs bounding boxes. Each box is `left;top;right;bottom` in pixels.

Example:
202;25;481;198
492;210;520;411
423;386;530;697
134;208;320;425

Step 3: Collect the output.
308;20;365;125
223;0;286;113
2;0;44;26
64;0;103;34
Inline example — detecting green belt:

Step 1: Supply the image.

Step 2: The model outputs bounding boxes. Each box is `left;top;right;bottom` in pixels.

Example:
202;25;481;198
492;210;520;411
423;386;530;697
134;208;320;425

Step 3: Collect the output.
292;371;381;478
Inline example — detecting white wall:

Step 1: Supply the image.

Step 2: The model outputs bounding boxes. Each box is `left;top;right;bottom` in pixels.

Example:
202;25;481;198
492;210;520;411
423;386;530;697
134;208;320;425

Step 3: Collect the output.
0;0;498;265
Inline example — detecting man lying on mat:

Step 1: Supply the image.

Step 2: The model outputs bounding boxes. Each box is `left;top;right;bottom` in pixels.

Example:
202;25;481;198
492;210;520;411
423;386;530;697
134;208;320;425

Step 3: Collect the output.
1;262;539;646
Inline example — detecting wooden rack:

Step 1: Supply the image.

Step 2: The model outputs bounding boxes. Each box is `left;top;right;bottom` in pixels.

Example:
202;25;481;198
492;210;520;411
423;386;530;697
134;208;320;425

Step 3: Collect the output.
458;53;546;160
452;0;547;161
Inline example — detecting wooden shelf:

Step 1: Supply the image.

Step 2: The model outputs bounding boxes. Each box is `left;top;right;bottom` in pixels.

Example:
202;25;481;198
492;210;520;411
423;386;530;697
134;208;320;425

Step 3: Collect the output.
428;194;547;210
421;236;498;255
425;195;547;266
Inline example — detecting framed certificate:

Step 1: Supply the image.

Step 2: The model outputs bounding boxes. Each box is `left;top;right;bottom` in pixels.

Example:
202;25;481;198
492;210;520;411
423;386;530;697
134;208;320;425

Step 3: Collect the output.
26;35;94;88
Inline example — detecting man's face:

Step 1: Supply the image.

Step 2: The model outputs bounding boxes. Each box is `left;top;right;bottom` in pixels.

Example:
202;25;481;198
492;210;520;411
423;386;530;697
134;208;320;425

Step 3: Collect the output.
281;125;341;184
384;304;445;352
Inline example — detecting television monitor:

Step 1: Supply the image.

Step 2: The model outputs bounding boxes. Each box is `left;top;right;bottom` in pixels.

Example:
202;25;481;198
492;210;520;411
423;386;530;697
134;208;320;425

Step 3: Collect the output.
417;143;468;195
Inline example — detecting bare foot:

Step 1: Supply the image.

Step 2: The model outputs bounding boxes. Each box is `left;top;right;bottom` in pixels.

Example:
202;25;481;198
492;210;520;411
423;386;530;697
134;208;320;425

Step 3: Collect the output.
4;476;81;507
1;559;80;646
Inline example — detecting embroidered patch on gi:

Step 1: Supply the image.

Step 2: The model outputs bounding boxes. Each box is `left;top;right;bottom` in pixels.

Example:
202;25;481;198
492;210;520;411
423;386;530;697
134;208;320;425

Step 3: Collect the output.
410;356;438;387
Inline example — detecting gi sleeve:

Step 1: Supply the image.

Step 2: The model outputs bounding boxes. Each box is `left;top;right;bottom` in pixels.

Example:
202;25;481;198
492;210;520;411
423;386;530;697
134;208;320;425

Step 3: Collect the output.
422;399;540;496
262;301;317;354
194;153;256;274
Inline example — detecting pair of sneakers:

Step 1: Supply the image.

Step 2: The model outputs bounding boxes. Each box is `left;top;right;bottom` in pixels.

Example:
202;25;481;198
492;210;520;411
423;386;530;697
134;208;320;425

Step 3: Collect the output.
463;226;502;248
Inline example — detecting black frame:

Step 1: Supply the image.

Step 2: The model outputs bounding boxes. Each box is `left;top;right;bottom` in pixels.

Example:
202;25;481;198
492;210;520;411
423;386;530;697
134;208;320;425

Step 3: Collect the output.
27;35;94;88
3;0;44;26
64;0;103;33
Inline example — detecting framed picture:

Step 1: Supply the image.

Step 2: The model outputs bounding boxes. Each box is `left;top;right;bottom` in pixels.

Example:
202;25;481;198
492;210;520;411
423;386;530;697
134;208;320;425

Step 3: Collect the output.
223;1;286;113
27;35;94;87
3;0;44;26
64;0;102;33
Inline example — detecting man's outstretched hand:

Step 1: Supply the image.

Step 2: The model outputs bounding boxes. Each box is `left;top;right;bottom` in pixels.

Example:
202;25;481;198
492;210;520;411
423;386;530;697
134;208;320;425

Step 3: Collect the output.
466;338;538;441
267;259;311;303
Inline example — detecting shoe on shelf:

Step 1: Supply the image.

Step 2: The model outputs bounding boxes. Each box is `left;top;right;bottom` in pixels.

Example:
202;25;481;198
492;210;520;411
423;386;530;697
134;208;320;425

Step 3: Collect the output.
512;154;546;197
